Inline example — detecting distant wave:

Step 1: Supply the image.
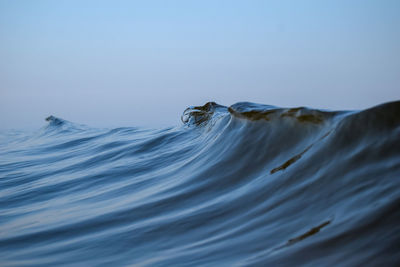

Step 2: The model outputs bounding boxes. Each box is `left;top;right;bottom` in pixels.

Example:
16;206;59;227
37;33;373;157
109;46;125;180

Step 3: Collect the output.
1;101;399;266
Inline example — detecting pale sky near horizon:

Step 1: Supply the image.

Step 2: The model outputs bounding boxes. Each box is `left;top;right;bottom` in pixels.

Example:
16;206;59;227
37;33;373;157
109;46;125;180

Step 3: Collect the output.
1;0;399;129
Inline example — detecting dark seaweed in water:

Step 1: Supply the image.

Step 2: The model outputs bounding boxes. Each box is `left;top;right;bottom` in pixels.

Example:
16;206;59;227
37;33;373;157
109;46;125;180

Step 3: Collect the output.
1;101;400;266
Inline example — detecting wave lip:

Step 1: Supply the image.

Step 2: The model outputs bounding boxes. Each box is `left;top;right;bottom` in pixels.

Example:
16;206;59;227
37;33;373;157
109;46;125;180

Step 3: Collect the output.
181;101;227;126
45;115;66;126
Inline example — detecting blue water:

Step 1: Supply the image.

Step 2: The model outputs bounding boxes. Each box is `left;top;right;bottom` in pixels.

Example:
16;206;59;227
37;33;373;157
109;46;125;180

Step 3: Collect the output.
1;101;400;266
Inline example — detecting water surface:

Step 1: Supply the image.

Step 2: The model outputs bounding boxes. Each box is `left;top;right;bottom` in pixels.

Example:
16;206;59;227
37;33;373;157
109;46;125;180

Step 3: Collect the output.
1;101;400;266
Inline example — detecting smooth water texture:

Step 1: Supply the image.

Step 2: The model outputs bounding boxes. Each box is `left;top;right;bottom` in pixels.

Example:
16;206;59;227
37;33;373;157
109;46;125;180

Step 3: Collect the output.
1;101;400;266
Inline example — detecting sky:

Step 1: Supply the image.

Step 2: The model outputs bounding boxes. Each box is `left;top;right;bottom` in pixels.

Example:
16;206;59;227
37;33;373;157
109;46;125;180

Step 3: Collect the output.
1;0;399;129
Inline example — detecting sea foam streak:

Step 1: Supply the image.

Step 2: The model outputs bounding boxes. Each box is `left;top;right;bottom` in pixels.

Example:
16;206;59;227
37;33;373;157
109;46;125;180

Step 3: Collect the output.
1;101;399;266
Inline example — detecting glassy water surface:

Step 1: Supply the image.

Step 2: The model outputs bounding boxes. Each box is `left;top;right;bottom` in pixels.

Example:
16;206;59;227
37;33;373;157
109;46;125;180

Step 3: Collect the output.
1;101;400;266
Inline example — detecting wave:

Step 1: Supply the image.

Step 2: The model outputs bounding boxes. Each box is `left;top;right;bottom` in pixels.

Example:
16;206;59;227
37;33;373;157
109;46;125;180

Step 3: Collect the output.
1;101;399;266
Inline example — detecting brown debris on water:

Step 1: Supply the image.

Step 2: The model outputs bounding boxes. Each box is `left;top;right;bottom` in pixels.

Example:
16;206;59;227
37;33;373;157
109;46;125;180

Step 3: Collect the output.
287;221;331;245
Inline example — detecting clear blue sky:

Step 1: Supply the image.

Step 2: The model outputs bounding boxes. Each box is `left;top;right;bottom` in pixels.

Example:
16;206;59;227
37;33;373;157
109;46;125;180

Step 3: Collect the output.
1;0;399;129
